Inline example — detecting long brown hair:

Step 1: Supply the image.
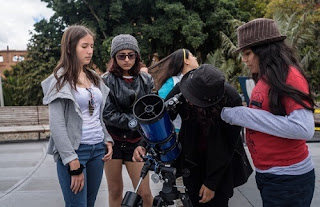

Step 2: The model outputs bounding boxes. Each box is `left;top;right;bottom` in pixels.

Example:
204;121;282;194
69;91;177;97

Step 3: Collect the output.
149;49;190;91
53;25;100;91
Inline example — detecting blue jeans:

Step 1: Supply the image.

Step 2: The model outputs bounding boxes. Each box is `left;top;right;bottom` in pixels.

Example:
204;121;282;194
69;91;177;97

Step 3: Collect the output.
57;142;105;207
256;169;315;207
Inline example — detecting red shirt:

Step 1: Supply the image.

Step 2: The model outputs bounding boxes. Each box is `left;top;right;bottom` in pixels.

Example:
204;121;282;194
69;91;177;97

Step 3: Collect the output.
246;66;310;170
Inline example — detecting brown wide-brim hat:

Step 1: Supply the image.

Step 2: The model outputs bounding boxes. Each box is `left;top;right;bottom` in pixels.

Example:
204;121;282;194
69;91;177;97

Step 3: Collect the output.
234;18;286;53
180;64;225;107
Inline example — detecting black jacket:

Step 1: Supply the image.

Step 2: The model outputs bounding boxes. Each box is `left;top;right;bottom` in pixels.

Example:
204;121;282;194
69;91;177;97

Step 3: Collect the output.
103;72;154;139
166;82;253;197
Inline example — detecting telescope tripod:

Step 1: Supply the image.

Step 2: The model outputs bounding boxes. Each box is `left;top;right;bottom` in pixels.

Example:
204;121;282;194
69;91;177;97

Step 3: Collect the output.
121;153;193;207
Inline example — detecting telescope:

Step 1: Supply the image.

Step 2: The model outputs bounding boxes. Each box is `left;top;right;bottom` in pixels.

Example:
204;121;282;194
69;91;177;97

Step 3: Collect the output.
121;94;192;207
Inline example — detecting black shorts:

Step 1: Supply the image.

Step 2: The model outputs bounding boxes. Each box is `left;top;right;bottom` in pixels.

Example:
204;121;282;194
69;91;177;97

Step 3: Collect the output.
112;140;139;162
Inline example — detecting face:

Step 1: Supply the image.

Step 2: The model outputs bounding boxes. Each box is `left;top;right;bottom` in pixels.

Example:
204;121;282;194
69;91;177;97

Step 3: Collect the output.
187;53;199;69
76;34;94;68
241;49;259;74
115;49;136;75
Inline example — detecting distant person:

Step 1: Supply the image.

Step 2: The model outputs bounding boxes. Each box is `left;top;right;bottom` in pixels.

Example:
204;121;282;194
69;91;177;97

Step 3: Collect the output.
221;18;316;207
149;48;199;132
102;34;154;207
41;25;113;207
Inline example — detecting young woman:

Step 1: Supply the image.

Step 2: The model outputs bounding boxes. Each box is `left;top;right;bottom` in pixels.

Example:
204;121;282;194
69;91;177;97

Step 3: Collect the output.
149;48;199;99
102;34;154;207
134;64;253;207
221;18;315;207
149;48;199;133
41;25;113;207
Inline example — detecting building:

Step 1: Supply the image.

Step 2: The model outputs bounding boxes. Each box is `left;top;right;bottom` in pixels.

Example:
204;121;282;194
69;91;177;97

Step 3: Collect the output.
0;46;27;77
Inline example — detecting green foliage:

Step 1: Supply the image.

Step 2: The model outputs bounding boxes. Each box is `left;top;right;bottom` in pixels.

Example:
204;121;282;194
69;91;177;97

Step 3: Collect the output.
239;0;269;19
2;17;63;105
41;0;246;66
2;0;257;105
266;1;320;94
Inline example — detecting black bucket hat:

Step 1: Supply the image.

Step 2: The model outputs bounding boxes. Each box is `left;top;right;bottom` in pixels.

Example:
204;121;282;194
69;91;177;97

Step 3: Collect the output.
180;64;225;107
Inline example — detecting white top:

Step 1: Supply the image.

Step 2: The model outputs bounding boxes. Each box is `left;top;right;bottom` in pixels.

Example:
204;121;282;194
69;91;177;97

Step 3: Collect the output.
73;85;104;145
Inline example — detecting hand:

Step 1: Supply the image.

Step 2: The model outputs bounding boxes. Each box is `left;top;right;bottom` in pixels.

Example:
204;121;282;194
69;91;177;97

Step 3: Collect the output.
102;141;113;162
69;159;84;194
132;146;146;162
140;67;148;73
199;184;215;203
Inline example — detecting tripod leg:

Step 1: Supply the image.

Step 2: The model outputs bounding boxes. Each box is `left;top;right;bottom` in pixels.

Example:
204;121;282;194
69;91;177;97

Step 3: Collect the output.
152;196;164;207
179;193;193;207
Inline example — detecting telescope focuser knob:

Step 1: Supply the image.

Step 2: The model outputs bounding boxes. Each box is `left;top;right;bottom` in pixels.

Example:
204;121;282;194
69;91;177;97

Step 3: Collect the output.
151;173;160;183
128;119;138;130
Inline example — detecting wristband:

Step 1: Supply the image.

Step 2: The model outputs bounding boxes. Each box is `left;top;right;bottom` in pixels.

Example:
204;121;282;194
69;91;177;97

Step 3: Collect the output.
68;164;85;176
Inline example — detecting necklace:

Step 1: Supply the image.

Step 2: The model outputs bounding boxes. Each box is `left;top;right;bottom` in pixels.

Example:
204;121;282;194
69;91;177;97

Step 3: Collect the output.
86;87;95;116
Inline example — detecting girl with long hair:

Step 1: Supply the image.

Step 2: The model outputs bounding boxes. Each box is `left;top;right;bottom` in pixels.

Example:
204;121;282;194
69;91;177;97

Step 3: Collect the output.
41;25;113;207
221;18;315;207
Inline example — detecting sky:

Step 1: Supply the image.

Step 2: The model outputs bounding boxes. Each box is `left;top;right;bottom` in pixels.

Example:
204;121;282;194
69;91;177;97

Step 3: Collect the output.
0;0;54;50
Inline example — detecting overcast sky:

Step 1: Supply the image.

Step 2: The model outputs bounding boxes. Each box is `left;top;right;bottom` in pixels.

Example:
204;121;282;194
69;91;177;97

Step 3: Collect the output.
0;0;54;50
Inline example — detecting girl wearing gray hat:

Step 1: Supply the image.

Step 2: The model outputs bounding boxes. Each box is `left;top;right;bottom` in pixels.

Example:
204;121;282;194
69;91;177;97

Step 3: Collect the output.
102;34;154;206
221;18;315;207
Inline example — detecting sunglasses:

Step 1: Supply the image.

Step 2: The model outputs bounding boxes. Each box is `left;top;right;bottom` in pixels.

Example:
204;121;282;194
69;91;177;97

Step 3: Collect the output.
116;53;136;60
86;88;95;116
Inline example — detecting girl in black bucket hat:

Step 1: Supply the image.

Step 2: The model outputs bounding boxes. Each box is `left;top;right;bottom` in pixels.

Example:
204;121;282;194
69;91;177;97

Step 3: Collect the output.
134;64;253;206
221;18;315;207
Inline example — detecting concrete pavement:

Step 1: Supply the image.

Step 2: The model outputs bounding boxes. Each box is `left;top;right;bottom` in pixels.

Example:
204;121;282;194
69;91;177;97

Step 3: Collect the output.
0;140;319;207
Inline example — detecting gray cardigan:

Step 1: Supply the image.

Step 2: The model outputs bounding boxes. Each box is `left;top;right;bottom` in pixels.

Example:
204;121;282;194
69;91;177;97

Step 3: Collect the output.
41;69;113;165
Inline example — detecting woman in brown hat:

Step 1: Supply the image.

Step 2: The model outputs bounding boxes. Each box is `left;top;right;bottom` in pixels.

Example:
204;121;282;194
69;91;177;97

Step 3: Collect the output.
134;64;253;206
221;18;315;207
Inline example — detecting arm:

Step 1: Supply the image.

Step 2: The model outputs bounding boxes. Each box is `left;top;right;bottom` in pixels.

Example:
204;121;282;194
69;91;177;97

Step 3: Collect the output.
221;107;314;140
158;78;174;99
49;99;78;165
103;91;135;130
49;99;84;194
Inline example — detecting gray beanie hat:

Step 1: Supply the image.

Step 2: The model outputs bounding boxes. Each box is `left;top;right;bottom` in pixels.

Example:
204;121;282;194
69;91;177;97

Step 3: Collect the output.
110;34;140;57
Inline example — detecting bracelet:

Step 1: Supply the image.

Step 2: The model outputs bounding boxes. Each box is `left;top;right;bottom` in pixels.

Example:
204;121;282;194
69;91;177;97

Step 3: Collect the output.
68;164;85;176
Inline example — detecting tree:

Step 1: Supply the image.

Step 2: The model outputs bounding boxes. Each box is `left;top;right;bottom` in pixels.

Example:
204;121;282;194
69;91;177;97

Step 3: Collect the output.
2;16;64;105
42;0;249;66
5;0;251;105
265;0;320;93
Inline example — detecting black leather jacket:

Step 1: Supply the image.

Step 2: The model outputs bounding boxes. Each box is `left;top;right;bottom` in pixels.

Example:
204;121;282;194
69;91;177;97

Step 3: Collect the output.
102;72;154;140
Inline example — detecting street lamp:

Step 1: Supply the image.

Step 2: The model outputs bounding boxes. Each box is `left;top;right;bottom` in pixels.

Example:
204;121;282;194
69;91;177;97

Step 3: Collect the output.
0;76;4;107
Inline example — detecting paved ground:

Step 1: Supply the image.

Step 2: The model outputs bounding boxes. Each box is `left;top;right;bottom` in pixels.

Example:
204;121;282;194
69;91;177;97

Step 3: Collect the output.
0;140;319;207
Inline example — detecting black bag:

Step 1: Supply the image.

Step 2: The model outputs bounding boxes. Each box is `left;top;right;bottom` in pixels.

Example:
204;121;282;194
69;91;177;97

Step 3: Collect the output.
232;141;253;187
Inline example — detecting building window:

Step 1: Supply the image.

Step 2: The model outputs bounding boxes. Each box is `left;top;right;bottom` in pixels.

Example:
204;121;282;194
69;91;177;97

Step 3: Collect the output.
12;55;24;62
0;56;3;62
